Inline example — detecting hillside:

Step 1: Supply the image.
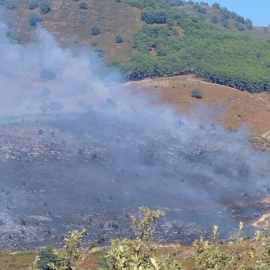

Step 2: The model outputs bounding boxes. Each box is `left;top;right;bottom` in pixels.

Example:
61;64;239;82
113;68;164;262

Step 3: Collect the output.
0;0;270;135
125;75;270;135
1;0;270;94
9;0;143;63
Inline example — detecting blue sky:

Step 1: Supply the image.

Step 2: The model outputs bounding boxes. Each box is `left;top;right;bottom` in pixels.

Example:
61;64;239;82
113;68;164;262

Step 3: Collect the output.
204;0;270;26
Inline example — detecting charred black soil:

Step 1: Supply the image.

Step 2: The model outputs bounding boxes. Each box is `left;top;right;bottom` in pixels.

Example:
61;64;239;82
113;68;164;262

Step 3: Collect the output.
0;112;269;251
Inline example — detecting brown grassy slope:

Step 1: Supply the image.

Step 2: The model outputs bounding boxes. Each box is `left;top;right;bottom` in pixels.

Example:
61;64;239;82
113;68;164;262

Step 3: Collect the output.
0;252;36;270
125;75;270;135
12;0;143;63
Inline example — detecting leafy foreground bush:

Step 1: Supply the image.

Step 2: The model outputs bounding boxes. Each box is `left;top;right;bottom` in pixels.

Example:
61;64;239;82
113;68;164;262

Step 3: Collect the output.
31;229;88;270
30;207;181;270
100;207;181;270
193;222;270;269
30;207;270;269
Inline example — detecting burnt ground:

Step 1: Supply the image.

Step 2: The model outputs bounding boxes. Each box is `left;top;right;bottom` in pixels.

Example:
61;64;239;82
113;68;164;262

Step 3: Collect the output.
0;112;269;251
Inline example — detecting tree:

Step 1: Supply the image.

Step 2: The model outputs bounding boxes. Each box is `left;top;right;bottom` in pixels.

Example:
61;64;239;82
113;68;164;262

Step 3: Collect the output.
211;15;219;24
33;246;59;270
29;207;270;269
141;10;168;24
235;15;245;23
194;3;207;14
31;229;88;270
245;18;253;30
212;2;220;9
222;18;230;29
115;34;124;43
91;25;101;36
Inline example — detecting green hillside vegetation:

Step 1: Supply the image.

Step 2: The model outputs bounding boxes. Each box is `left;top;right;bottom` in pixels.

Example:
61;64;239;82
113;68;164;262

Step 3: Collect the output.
123;0;270;93
4;0;270;91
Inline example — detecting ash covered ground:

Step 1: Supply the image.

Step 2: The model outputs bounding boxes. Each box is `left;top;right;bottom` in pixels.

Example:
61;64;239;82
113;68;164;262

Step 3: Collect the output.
0;18;270;250
0;111;269;251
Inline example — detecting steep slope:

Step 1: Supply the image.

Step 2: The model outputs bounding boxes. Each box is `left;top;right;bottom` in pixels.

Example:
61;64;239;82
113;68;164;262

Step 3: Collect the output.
10;0;143;62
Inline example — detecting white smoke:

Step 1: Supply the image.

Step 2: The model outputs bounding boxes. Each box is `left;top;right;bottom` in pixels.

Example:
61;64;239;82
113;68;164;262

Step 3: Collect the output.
0;19;270;249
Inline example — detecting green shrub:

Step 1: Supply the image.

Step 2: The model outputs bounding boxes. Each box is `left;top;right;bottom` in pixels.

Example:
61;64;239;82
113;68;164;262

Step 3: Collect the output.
30;207;270;270
193;222;270;269
40;2;51;14
211;15;219;24
5;0;17;10
31;229;87;270
91;25;101;36
194;3;207;14
100;207;182;270
6;31;21;44
115;34;123;43
191;88;203;99
29;14;42;26
141;10;168;24
126;0;168;9
237;25;245;31
34;246;59;270
79;2;87;10
92;41;99;46
95;49;105;57
28;1;38;9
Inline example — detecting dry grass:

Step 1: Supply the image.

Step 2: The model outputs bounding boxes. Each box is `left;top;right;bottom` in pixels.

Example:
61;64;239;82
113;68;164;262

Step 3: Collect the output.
12;0;143;63
0;252;36;270
125;75;270;135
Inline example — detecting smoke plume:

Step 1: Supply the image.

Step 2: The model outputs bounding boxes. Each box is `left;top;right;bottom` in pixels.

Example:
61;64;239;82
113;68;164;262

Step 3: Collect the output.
0;19;270;249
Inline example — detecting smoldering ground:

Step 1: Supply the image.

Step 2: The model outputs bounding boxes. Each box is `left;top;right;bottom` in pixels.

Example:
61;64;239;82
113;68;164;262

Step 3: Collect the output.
0;20;270;250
